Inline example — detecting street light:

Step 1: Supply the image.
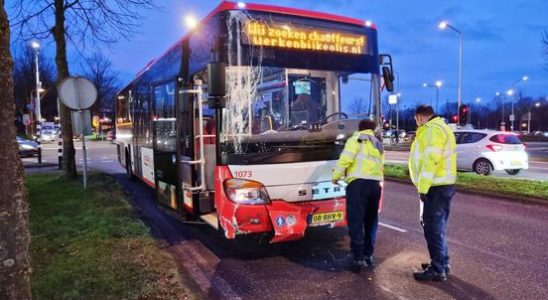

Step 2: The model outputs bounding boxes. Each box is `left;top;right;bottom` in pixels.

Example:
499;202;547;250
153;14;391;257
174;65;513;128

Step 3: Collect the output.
422;80;443;112
474;97;481;128
31;40;42;125
528;102;541;134
509;75;528;132
439;21;463;126
184;15;198;30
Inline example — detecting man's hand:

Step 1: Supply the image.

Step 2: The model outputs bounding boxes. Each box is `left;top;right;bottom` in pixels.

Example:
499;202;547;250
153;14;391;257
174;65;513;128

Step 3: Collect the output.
332;179;340;186
419;193;428;202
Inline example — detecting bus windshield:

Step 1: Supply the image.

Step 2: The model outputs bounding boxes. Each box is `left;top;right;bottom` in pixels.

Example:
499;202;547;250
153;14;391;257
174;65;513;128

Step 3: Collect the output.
220;66;369;165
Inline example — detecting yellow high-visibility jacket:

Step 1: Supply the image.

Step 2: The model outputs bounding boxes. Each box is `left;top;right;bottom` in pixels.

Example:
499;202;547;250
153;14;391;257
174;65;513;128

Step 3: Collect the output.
409;116;457;194
332;129;384;183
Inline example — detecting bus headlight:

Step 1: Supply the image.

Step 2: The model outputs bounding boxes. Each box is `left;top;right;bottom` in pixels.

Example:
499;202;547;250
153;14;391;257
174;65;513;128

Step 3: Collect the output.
223;178;270;205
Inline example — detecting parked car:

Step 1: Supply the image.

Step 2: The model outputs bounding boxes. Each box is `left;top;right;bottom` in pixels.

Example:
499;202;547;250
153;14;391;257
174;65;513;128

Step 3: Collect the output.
40;130;58;143
454;130;528;175
107;130;115;140
17;136;39;157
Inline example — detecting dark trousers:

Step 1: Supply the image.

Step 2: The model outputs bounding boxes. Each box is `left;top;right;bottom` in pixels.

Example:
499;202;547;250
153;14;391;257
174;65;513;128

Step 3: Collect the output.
346;179;382;261
422;185;456;274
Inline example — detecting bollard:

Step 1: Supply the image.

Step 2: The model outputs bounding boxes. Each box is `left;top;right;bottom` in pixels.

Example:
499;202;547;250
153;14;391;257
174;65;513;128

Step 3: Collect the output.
57;139;63;169
37;139;42;164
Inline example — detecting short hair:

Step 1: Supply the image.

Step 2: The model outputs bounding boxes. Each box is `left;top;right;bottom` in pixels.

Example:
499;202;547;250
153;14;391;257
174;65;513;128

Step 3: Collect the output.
415;105;435;116
359;119;376;131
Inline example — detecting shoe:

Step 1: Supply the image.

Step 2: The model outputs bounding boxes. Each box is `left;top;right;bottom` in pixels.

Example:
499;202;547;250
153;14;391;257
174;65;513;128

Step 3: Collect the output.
365;256;374;267
349;259;367;273
421;263;451;274
413;267;447;281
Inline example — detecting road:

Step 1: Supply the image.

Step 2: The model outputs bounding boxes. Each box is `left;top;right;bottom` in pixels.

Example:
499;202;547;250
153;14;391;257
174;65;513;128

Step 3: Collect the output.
384;148;548;181
24;141;548;299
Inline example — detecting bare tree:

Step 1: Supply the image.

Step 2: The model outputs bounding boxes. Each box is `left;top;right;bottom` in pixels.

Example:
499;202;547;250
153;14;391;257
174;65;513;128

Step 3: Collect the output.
542;30;548;71
81;52;120;119
0;2;31;298
349;97;368;115
13;45;56;133
11;0;156;178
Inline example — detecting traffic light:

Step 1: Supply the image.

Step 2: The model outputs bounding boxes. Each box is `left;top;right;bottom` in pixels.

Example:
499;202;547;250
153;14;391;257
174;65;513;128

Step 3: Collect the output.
459;105;469;126
451;115;458;123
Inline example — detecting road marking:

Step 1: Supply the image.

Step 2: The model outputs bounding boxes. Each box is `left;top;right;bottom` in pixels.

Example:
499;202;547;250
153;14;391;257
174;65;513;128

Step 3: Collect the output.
100;160;114;163
379;222;407;233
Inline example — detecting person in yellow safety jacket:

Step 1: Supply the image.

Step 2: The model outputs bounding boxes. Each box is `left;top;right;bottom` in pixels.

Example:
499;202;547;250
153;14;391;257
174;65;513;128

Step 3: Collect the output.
409;105;457;282
331;119;383;273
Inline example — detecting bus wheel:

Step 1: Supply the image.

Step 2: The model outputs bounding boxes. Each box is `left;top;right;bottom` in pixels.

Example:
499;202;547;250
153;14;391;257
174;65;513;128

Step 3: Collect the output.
125;153;135;181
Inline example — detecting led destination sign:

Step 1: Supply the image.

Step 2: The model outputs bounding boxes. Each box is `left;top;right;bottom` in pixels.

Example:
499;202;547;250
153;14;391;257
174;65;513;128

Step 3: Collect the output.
244;21;367;55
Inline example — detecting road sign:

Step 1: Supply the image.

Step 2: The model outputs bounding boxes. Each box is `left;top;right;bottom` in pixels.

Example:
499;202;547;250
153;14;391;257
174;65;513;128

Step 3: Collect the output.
58;76;97;110
509;114;515;121
92;115;100;128
23;114;31;126
388;94;398;105
72;110;92;135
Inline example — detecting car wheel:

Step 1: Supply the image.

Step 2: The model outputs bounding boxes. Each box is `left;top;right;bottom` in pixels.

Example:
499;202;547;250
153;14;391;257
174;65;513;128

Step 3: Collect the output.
473;158;492;176
505;169;520;175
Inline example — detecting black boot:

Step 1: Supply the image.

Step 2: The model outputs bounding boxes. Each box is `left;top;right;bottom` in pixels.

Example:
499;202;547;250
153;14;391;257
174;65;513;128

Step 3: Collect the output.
421;263;451;274
348;259;367;273
414;267;447;281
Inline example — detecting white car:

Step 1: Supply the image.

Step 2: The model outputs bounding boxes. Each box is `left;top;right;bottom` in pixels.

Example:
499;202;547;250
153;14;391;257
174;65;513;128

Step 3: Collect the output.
454;130;528;176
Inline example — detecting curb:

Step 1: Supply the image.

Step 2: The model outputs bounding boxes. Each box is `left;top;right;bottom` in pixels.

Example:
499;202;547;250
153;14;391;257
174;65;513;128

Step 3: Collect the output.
385;177;548;207
23;163;58;169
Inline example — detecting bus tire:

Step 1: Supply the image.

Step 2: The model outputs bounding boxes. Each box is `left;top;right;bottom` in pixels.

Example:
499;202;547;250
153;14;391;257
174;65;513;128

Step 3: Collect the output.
125;151;136;181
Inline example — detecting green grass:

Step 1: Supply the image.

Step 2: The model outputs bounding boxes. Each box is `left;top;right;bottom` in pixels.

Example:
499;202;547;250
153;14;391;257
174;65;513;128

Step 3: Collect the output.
26;173;192;300
384;164;548;200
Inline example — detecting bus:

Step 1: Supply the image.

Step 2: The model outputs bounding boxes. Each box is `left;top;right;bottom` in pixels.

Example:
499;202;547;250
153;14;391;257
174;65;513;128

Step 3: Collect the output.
116;1;394;243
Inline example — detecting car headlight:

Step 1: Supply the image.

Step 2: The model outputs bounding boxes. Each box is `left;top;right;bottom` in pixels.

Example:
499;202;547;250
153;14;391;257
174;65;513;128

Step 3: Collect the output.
223;178;270;205
21;144;35;150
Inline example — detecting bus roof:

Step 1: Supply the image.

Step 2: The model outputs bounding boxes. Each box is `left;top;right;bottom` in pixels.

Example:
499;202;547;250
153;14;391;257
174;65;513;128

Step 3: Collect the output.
126;1;376;91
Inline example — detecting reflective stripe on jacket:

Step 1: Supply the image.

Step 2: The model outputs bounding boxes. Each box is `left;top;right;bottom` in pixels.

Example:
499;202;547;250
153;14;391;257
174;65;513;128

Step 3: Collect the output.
409;116;457;194
332;129;384;183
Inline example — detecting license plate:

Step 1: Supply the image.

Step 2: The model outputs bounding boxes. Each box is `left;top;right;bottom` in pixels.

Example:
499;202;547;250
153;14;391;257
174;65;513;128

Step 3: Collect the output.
310;211;344;224
511;160;521;166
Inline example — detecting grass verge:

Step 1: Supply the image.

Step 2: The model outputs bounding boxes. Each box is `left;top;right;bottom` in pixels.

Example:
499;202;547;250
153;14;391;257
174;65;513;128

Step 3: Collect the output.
26;173;192;300
385;164;548;201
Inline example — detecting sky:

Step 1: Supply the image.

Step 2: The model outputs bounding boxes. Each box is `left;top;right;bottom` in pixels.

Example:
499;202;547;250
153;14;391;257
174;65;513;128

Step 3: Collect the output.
12;0;548;110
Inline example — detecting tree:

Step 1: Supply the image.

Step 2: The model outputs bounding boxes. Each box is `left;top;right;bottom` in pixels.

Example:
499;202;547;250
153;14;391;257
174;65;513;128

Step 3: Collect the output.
12;44;56;133
348;97;368;115
11;0;156;178
81;52;120;119
542;30;548;71
0;2;31;298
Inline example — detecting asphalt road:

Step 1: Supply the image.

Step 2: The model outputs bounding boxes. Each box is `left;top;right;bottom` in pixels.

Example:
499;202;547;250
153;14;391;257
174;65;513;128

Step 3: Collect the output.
24;141;548;299
384;147;548;181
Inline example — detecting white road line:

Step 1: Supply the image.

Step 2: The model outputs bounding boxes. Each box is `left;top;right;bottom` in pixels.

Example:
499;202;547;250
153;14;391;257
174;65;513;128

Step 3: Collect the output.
379;222;407;233
100;160;114;163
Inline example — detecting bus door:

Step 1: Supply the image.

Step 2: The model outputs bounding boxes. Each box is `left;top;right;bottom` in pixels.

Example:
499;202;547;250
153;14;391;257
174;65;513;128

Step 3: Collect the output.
152;81;179;210
178;80;215;216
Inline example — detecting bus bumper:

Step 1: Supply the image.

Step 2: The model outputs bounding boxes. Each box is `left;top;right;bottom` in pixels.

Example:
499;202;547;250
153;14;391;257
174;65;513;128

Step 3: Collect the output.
217;198;347;243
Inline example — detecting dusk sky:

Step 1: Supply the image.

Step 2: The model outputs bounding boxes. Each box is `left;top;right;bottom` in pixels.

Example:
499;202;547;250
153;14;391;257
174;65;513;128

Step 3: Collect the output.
12;0;548;110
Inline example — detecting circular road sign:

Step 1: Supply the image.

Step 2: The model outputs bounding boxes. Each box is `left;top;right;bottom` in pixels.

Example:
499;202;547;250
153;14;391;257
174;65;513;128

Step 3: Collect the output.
57;76;97;110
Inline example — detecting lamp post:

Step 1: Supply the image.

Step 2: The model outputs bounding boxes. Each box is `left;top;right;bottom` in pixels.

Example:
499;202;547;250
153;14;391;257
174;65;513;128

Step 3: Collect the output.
439;21;463;126
474;97;481;128
31;41;42;126
495;92;505;130
509;75;528;132
394;71;400;145
422;80;443;112
528;102;540;134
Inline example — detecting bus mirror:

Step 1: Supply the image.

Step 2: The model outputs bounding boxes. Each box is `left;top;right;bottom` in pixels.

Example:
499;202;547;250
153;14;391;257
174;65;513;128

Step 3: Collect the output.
382;66;395;92
208;62;226;97
341;75;349;84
